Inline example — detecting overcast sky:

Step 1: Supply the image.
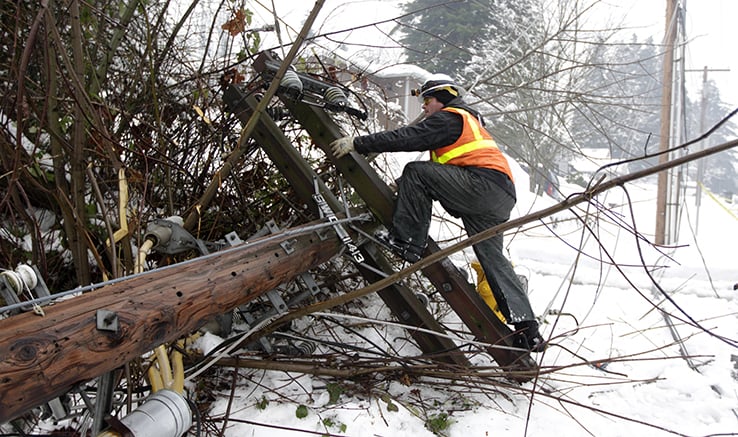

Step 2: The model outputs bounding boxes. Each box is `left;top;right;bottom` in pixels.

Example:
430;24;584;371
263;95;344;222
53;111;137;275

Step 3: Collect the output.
252;0;738;116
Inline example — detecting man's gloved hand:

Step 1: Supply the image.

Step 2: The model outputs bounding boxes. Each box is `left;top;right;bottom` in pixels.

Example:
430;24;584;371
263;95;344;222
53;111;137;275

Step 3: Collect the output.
330;136;355;158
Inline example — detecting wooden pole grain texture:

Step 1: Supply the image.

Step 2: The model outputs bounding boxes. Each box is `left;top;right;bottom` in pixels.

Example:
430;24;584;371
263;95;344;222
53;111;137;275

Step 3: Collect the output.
0;223;341;422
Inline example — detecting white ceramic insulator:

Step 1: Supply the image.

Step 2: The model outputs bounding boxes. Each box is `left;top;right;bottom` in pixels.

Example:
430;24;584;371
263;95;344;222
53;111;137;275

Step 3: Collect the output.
1;271;22;294
15;264;38;290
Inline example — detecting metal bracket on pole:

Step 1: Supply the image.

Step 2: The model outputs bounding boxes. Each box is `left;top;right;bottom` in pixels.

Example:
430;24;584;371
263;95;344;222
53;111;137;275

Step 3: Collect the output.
229;220;326;354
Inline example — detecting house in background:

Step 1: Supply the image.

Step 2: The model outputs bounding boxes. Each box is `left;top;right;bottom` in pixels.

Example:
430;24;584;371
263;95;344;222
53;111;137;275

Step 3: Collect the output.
326;57;431;131
368;64;431;128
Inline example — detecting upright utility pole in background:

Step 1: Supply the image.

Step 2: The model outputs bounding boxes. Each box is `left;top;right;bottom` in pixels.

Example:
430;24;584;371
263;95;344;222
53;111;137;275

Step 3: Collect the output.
655;0;678;246
657;0;731;242
692;66;731;232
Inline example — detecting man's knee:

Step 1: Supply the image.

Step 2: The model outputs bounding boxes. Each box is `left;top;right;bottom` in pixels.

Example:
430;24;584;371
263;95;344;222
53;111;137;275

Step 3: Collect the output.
399;161;431;188
402;161;426;176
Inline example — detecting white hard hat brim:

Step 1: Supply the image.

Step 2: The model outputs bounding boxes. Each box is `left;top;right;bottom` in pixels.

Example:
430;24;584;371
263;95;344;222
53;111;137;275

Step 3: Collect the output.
419;83;466;100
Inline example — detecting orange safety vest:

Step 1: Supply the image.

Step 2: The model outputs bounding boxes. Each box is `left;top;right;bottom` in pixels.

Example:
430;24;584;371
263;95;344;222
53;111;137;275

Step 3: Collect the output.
430;107;514;182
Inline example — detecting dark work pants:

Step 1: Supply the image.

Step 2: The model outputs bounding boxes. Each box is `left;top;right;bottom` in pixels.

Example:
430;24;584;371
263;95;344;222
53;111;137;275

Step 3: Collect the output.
392;161;535;323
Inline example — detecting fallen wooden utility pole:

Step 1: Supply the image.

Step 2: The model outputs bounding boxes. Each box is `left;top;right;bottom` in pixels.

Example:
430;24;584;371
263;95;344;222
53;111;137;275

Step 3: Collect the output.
0;220;342;423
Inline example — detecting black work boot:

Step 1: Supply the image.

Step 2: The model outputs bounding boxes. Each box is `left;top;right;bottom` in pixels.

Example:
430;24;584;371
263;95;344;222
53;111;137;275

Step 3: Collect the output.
375;231;425;263
513;320;546;353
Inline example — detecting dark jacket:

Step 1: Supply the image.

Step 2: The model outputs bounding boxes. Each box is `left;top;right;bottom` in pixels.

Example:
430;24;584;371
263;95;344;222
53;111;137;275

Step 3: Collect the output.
354;97;483;154
353;97;516;199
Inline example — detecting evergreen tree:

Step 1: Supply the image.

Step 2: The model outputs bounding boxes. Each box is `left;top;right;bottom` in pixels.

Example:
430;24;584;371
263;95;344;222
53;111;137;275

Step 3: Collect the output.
399;0;521;79
567;35;663;169
470;15;665;191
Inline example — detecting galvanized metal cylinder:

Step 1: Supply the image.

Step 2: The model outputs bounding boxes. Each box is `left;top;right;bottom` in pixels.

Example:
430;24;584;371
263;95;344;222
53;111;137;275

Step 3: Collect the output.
119;390;192;437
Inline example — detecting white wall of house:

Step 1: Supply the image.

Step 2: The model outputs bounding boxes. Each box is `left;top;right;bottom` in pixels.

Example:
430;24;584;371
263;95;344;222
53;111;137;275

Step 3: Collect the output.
351;64;431;130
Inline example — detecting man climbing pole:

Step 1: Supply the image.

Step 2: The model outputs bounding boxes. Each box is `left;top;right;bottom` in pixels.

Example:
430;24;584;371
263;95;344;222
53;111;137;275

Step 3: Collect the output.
330;74;545;352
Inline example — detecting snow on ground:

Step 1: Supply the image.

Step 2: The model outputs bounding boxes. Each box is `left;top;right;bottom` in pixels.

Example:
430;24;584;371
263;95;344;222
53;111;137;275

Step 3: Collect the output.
195;153;738;436
189;3;738;432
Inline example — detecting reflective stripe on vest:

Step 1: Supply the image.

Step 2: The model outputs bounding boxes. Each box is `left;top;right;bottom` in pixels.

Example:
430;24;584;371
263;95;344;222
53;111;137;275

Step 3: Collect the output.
430;108;499;164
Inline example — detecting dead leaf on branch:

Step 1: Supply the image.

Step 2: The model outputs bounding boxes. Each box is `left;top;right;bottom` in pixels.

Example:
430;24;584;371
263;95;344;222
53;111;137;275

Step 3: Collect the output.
220;68;245;87
222;9;247;36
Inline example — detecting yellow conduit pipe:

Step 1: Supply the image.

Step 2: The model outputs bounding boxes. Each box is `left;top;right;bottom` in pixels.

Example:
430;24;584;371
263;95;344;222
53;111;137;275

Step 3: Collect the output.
154;345;174;390
98;185;188;437
171;340;185;394
137;237;186;395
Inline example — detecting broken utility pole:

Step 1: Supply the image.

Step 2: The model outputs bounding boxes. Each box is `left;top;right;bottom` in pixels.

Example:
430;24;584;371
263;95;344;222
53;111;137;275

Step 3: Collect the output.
0;221;342;423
